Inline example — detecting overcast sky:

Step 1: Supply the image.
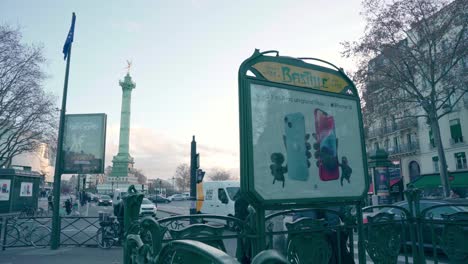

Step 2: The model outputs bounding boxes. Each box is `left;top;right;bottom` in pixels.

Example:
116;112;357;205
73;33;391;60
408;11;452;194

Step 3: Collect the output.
1;0;366;180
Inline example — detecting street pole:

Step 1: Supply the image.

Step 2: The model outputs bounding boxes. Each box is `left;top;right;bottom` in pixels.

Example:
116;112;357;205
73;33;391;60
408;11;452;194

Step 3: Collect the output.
190;136;198;217
51;14;75;249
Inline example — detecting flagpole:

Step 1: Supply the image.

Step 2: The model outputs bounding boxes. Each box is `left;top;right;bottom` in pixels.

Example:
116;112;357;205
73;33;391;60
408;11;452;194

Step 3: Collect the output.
51;31;73;251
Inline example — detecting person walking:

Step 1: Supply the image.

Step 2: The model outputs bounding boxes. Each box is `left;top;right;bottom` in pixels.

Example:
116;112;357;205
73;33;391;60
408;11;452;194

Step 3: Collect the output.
47;194;54;212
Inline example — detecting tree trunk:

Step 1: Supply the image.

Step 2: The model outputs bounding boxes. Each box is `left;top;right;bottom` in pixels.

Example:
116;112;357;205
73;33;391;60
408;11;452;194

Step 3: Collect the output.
431;117;451;198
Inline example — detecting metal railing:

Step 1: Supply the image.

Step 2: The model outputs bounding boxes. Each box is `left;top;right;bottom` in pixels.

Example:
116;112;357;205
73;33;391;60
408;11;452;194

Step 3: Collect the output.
387;142;420;155
367;118;418;138
1;215;101;249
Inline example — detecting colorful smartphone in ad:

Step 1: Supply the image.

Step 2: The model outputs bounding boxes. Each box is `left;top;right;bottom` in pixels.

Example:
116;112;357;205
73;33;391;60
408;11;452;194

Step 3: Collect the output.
284;112;309;181
314;109;339;181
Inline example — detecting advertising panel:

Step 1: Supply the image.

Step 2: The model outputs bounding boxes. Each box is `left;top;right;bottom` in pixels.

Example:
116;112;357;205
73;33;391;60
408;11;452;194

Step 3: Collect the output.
20;182;33;197
250;83;366;201
374;166;390;195
0;179;11;201
62;114;107;174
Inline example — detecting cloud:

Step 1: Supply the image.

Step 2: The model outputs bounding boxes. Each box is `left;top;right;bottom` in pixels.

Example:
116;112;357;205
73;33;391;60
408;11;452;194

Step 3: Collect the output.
105;124;239;181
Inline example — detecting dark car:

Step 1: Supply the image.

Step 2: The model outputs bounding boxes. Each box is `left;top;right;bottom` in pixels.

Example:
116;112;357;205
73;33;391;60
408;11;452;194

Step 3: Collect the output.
149;195;171;204
98;195;113;206
363;199;468;252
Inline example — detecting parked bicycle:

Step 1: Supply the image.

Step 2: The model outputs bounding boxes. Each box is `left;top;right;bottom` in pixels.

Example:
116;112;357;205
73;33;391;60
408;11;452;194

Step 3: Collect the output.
96;216;121;249
18;206;36;218
4;217;51;248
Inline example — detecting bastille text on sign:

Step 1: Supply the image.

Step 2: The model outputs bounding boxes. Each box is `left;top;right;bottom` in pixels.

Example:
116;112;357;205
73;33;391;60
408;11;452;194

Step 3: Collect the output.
252;61;349;93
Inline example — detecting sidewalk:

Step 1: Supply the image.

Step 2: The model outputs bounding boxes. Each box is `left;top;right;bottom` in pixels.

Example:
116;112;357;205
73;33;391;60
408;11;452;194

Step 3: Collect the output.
0;246;122;264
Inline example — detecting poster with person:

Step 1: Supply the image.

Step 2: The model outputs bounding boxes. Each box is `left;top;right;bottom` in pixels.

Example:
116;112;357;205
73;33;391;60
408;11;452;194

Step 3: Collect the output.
20;182;33;197
0;179;11;201
62;114;107;174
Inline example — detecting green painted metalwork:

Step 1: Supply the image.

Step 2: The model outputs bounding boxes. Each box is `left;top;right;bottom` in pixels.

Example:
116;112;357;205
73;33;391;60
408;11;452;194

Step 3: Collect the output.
156;240;239;264
418;204;468;264
123;185;144;264
251;249;289;264
238;50;369;262
285;218;332;264
238;49;369;207
364;212;402;264
404;186;424;263
439;212;468;263
51;13;75;250
169;224;226;252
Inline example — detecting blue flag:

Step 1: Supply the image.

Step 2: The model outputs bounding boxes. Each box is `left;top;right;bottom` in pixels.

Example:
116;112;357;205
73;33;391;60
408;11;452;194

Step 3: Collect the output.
62;12;76;60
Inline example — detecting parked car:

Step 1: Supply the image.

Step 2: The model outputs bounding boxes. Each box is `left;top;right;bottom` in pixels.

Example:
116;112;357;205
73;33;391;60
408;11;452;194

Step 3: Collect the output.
363;199;468;251
149;195;171;204
98;195;113;206
168;194;186;201
182;192;190;200
91;194;100;202
140;198;157;217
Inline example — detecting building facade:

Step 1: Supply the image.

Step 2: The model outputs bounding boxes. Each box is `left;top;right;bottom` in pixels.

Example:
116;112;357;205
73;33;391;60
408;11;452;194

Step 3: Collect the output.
10;143;55;184
363;1;467;198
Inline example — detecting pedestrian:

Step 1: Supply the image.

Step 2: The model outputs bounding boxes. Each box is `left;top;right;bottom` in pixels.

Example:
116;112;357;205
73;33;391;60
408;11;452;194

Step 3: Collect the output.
64;199;72;215
47;194;53;212
113;196;125;242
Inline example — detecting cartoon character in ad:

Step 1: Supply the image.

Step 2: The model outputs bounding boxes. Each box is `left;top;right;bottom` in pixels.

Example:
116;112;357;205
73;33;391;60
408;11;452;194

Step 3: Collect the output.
269;109;352;188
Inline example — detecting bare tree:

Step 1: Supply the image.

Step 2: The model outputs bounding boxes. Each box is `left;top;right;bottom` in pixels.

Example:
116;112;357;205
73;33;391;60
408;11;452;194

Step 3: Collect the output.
0;25;58;168
342;0;467;197
132;169;147;184
174;163;190;191
208;168;232;181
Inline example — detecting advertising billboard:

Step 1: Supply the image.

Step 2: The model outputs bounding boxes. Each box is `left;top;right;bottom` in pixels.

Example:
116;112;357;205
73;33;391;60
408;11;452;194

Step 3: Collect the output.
250;83;366;201
20;182;33;197
0;179;11;201
62;114;107;174
239;52;368;206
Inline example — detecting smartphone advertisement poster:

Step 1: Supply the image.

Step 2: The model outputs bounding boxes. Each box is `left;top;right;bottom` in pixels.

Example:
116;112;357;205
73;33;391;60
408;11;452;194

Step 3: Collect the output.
20;182;33;197
250;83;366;201
62;114;107;174
0;179;11;201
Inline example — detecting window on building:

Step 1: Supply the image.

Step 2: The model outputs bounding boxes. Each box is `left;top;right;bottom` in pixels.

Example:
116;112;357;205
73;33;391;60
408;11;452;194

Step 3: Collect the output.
393;137;399;151
384;139;389;150
455;152;467;170
450;119;463;144
391;116;397;130
409;161;420;182
429;129;435;147
374;142;379;150
407;134;412;145
432;156;439;173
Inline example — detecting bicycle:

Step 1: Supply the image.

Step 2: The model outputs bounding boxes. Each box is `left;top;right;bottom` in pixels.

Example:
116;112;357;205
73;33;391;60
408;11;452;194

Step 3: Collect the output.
96;216;121;249
4;217;51;248
19;206;36;218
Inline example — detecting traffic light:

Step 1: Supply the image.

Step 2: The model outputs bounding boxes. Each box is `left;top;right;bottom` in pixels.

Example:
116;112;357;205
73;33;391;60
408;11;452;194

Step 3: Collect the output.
196;169;205;183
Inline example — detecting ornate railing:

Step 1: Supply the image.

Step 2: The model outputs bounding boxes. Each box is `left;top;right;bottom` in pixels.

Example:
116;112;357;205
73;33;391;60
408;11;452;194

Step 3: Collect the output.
117;185;468;264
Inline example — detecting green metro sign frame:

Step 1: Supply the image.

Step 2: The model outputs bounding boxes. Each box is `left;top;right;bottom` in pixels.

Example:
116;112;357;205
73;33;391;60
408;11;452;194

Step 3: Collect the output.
238;49;369;209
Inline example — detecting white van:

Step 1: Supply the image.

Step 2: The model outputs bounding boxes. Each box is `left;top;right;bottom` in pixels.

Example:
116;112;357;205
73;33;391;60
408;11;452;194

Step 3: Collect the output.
112;189;128;206
198;181;240;217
